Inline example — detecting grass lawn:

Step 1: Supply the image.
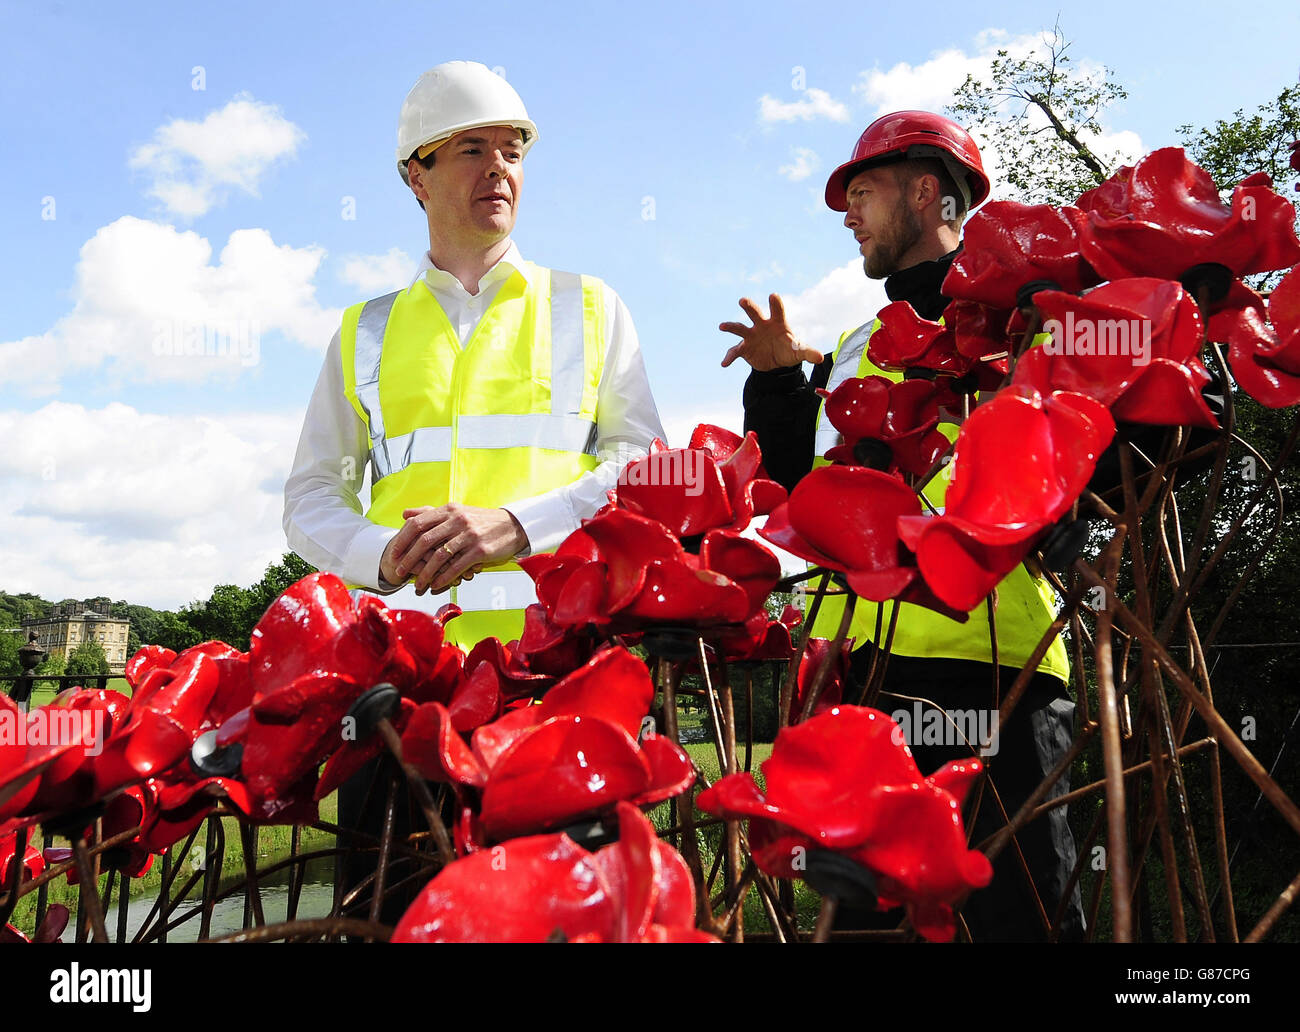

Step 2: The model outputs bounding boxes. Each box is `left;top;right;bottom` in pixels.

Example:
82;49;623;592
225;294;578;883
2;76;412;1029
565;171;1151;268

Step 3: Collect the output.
26;677;131;710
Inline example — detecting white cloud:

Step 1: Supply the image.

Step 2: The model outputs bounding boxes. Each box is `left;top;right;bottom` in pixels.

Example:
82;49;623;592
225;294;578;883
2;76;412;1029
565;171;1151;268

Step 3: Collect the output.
339;248;415;295
759;88;850;124
129;94;306;217
0;216;340;395
781;260;887;361
853;30;1143;203
778;147;820;182
853;32;1044;116
0;402;303;609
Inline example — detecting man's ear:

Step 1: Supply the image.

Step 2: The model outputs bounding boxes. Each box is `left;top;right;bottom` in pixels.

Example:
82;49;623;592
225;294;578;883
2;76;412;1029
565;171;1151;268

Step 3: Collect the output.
407;159;430;204
913;172;941;213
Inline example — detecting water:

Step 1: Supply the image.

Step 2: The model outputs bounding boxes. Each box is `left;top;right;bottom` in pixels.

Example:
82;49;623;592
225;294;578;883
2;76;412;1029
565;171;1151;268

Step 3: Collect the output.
122;853;337;942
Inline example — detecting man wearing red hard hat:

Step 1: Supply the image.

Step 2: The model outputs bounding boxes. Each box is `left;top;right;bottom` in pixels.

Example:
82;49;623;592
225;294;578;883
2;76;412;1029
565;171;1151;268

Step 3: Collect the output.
721;110;1084;942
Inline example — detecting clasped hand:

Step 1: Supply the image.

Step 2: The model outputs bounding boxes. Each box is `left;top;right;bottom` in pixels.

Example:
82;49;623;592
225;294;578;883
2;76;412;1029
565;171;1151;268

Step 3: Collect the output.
379;503;528;596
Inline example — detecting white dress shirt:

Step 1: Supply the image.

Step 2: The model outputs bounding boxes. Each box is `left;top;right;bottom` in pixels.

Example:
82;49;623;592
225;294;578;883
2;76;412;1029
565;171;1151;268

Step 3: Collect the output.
282;241;665;594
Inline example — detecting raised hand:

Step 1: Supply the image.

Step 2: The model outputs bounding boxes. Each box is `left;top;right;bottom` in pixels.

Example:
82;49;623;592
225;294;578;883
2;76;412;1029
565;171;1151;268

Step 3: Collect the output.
719;293;825;371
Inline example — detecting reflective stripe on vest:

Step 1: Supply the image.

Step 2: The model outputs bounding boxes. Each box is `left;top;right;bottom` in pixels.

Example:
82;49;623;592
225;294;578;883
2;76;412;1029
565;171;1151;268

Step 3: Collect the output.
806;320;1069;682
339;262;606;648
352;272;597;483
813;320;875;459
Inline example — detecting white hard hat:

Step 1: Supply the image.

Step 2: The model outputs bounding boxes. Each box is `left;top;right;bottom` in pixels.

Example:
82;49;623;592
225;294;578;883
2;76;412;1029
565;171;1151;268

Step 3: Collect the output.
396;61;539;185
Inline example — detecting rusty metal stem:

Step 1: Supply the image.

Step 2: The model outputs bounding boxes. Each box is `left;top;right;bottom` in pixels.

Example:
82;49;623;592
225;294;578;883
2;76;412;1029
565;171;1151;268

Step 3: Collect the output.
71;834;108;944
376;717;455;865
1087;532;1133;942
799;587;855;722
1244;867;1300;943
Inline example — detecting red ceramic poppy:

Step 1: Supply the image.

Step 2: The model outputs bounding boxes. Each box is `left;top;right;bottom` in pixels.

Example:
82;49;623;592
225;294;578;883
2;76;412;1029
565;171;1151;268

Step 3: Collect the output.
392;802;715;943
402;647;694;843
88;650;222;800
866;301;969;377
697;704;991;942
615;428;786;538
81;785;156;878
788;636;850;723
513;604;595;677
1;693;100;820
818;375;949;477
615;448;735;536
1014;278;1218;429
521;508;775;633
18;688;131;815
898;387;1114;611
942;201;1100;309
759;465;964;621
940;300;1013;393
711;604;801;664
1075;148;1300;283
314;696;419;801
1207;267;1300;408
238;574;422;807
0;831;44;885
687;425;788;530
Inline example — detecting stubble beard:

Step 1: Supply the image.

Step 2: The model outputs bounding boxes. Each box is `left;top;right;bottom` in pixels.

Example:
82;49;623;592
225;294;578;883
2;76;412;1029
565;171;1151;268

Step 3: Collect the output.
862;197;923;280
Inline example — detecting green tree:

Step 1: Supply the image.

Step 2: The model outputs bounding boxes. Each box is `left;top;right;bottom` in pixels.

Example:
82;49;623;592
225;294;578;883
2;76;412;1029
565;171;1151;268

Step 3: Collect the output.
152;611;203;654
949;22;1128;205
0;631;20;677
1179;85;1300;290
34;651;65;692
66;639;110;679
245;553;317;627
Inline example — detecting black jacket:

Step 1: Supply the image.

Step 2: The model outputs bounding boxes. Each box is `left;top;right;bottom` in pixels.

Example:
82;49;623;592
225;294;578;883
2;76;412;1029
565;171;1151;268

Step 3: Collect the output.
743;251;958;493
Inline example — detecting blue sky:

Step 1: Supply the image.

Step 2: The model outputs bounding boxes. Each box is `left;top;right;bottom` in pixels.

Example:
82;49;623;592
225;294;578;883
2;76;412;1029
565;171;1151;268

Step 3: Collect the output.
3;0;1298;608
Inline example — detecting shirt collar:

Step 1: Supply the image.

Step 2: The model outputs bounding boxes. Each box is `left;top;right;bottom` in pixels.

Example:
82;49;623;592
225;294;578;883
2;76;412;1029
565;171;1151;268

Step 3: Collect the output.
406;240;532;296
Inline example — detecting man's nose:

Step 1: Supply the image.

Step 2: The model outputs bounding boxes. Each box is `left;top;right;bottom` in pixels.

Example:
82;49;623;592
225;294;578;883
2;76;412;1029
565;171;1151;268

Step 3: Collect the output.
486;150;509;179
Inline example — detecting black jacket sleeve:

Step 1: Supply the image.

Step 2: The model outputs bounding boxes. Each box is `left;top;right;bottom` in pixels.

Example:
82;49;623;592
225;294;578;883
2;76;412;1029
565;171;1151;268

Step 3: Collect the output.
742;356;834;493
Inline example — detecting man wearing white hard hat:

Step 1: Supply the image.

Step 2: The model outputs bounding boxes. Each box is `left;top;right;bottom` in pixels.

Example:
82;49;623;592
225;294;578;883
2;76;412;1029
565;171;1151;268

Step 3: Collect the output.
284;61;664;648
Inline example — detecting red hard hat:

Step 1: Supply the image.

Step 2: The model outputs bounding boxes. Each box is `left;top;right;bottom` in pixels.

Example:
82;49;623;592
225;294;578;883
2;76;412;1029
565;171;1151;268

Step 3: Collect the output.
825;110;990;212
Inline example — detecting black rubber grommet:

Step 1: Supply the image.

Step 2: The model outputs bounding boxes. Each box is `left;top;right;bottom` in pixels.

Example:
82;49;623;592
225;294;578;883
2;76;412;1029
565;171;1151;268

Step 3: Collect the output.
852;438;894;471
1179;263;1233;305
1041;516;1094;572
802;848;879;907
346;683;402;740
1016;279;1063;310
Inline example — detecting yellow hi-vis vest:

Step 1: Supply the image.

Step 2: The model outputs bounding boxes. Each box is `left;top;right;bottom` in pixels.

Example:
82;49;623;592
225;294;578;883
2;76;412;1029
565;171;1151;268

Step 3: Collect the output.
340;263;606;648
807;320;1070;683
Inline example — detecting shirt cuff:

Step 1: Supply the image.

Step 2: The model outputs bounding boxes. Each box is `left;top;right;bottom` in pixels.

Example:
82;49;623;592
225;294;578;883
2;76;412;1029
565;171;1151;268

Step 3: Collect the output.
503;494;575;557
342;521;402;592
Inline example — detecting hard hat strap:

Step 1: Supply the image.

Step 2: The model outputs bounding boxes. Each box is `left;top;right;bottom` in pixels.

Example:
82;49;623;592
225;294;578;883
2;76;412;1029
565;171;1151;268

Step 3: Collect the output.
904;145;974;210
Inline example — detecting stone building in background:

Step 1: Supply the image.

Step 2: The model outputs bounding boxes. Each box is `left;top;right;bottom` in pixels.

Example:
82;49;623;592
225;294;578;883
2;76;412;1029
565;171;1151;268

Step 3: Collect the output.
22;600;131;675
